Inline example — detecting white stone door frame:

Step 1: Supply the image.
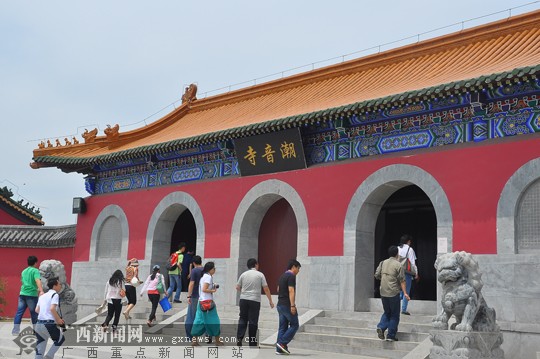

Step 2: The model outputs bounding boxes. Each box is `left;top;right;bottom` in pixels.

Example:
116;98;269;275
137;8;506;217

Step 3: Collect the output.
144;191;205;274
227;179;309;306
344;164;453;311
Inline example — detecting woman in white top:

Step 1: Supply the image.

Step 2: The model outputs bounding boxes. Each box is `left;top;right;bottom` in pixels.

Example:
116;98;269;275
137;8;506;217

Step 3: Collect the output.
139;264;166;327
101;270;125;332
191;261;222;345
398;234;418;315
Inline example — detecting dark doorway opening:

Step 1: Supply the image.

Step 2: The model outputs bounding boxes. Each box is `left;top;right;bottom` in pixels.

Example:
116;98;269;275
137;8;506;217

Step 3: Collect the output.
374;185;437;301
258;198;298;294
171;209;196;292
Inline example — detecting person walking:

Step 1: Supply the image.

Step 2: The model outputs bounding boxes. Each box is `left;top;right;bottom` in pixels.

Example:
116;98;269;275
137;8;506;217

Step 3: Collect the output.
185;255;203;343
12;255;44;335
140;264;166;327
398;234;418;315
101;270;125;332
34;277;65;359
375;245;410;342
275;259;301;355
236;258;274;347
191;261;222;346
181;250;194;292
167;242;185;303
123;258;141;320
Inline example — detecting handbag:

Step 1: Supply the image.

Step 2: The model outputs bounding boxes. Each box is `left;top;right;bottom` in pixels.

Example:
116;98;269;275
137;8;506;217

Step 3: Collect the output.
130;276;140;287
199;299;215;312
156;274;165;294
400;247;416;276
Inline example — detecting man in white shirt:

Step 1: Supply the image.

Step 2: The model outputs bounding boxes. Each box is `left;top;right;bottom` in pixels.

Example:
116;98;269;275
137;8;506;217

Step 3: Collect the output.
34;277;65;359
236;258;274;347
398;234;418;315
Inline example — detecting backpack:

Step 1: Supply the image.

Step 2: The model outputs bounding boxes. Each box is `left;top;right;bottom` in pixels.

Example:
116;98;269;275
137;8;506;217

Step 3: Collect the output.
166;252;179;271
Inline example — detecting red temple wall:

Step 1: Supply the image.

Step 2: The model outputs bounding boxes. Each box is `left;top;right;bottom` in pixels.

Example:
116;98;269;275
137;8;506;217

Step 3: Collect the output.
0;210;28;225
74;135;540;261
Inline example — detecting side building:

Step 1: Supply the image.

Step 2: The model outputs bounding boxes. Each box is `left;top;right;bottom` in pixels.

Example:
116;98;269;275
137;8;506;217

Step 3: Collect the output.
30;10;540;357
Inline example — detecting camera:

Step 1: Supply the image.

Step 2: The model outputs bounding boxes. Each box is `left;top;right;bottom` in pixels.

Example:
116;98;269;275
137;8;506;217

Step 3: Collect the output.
213;284;220;289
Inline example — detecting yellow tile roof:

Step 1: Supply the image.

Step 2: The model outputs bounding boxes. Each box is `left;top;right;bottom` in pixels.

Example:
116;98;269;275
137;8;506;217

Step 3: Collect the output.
32;9;540;168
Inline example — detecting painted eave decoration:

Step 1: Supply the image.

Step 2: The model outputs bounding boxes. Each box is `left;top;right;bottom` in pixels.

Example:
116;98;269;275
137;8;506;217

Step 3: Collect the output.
30;10;540;174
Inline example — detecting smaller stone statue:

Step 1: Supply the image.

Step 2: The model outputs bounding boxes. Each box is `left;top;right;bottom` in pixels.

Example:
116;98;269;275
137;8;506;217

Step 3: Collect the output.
64;137;72;146
430;251;504;359
55;139;62;147
39;260;78;324
47;140;53;148
72;137;79;145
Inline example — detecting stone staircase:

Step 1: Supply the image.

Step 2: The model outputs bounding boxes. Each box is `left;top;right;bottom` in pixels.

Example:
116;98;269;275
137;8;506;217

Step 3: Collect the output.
0;299;436;358
293;309;433;358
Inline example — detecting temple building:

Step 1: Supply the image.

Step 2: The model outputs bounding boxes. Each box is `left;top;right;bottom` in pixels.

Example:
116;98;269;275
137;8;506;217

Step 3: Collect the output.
0;188;76;317
30;10;540;356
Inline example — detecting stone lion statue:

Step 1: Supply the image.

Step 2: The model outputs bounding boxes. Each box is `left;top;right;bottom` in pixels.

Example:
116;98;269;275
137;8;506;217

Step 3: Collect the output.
432;251;498;332
39;259;78;324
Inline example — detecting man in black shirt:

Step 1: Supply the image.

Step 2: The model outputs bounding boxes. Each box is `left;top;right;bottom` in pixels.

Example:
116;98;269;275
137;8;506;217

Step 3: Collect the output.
275;259;301;355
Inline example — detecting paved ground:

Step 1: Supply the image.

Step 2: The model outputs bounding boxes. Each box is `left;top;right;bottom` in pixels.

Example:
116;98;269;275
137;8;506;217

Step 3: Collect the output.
0;322;380;359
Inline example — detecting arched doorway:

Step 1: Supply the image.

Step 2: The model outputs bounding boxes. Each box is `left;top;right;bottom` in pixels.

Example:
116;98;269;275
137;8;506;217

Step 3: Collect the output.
344;164;452;312
171;209;197;291
374;185;437;300
229;179;308;306
258;198;298;294
145;192;205;283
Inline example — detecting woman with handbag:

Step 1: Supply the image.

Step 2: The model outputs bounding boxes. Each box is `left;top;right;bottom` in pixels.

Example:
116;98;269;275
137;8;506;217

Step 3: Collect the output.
123;258;141;320
191;261;222;345
139;264;166;327
102;269;125;332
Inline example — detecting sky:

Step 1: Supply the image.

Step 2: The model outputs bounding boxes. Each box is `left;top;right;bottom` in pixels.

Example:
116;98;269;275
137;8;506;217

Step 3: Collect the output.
1;1;538;226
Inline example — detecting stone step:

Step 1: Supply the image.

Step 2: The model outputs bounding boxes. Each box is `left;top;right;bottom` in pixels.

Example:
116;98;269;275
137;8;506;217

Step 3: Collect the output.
302;324;429;342
367;299;437;316
293;332;418;352
291;339;407;359
312;317;432;333
324;310;434;324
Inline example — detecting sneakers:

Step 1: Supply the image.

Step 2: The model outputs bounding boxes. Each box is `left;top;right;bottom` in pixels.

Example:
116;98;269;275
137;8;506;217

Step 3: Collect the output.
276;343;290;355
376;327;385;340
386;337;399;342
401;311;411;315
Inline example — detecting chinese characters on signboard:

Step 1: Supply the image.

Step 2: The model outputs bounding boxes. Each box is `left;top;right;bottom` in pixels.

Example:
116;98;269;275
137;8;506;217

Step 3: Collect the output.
234;128;307;176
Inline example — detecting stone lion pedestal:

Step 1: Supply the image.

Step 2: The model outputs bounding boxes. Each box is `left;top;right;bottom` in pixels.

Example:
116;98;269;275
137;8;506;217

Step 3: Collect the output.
430;330;504;359
429;251;504;359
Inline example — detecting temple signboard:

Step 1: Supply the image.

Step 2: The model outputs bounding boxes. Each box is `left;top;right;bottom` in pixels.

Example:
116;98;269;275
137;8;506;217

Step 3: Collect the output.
234;128;307;176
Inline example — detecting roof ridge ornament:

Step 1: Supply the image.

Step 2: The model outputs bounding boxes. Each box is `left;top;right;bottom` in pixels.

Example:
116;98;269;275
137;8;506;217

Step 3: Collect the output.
82;128;98;143
104;124;120;141
181;83;198;106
